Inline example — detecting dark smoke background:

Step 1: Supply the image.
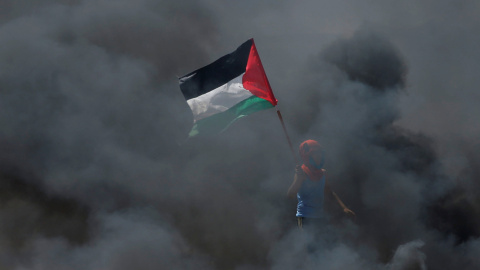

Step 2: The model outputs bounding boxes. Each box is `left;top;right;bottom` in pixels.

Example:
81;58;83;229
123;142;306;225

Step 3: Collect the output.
0;0;479;269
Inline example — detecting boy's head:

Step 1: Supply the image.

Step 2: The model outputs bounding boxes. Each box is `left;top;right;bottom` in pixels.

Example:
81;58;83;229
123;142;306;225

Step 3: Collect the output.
299;140;325;168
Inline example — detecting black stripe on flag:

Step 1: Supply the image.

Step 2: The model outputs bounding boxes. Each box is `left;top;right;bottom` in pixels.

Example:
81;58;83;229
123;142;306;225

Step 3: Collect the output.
179;39;253;101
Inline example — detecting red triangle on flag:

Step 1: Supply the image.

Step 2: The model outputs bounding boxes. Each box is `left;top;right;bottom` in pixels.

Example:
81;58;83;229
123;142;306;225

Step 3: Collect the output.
242;39;278;106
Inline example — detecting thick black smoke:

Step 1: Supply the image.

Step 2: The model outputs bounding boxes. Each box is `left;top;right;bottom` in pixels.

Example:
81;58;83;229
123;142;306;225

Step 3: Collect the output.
1;1;479;269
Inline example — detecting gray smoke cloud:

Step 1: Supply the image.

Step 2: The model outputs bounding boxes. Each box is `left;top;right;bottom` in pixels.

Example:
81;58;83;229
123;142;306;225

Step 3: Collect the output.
1;0;479;269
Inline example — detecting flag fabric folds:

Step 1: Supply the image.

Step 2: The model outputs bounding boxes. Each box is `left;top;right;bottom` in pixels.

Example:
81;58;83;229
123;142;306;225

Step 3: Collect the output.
179;39;277;137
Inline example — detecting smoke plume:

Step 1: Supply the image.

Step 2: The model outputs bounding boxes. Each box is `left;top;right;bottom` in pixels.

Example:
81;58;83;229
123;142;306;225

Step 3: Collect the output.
1;0;479;269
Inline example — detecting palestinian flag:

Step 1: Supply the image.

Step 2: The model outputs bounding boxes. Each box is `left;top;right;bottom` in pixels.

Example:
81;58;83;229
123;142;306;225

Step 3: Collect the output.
179;39;278;137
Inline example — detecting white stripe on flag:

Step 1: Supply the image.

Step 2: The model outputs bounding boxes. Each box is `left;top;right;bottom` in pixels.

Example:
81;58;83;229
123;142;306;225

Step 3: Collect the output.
186;74;253;121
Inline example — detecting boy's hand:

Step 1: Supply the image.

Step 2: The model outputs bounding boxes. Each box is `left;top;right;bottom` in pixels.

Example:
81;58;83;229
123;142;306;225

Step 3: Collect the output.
295;165;307;174
295;165;306;178
344;208;356;220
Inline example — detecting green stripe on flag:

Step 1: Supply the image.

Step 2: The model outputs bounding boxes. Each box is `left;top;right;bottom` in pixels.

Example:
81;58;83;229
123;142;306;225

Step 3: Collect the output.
189;96;274;137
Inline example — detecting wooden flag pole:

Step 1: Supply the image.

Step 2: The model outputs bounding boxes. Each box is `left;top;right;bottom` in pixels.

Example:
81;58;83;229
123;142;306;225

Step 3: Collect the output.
276;108;299;165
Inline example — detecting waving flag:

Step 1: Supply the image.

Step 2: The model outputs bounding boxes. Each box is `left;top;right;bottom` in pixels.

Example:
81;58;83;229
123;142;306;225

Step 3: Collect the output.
179;39;277;137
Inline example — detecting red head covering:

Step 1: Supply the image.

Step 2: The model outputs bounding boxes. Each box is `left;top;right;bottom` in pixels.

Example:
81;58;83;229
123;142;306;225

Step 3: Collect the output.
299;140;325;181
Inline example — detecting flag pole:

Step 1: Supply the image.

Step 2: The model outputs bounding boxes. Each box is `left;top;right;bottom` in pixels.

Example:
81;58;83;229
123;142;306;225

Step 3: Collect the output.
276;108;299;165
